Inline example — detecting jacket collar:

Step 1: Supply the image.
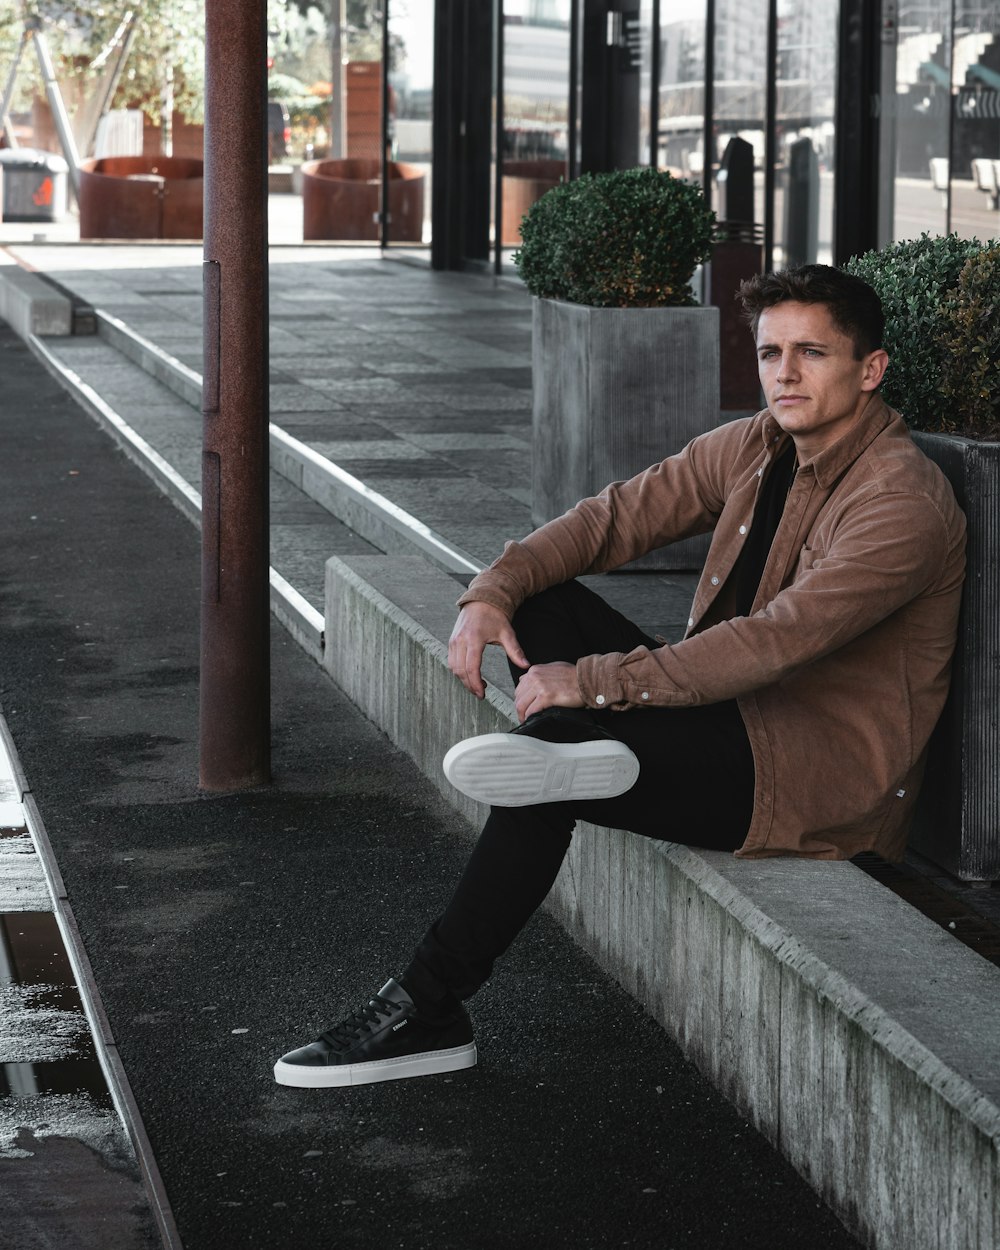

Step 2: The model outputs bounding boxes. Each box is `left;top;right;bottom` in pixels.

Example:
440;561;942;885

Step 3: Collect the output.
758;392;896;488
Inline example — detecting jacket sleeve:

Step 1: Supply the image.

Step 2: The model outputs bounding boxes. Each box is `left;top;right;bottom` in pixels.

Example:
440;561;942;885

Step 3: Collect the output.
575;489;959;708
457;422;746;617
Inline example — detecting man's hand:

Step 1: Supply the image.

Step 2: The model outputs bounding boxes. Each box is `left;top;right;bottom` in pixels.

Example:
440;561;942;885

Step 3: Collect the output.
448;602;530;699
514;662;585;723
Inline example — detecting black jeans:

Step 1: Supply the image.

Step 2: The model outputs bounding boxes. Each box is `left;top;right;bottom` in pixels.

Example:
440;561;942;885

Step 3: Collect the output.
403;580;755;1005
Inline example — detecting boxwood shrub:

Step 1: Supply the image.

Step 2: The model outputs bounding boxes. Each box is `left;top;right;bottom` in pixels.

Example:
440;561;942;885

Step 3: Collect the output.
844;233;1000;440
514;167;716;308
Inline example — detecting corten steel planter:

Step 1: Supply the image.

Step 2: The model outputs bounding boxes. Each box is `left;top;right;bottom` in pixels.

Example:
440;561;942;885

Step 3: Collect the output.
79;156;203;239
910;430;1000;882
709;237;764;414
301;158;425;242
501;159;564;246
532;297;722;570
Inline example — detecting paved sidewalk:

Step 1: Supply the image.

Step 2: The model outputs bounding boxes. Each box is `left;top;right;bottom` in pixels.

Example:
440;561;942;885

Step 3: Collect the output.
5;243;700;633
0;308;865;1247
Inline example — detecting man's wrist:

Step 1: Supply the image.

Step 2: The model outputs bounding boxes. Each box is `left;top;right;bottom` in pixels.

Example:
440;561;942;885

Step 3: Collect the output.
576;653;627;709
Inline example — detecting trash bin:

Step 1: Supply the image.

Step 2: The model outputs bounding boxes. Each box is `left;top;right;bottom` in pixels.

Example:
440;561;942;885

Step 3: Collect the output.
0;148;69;222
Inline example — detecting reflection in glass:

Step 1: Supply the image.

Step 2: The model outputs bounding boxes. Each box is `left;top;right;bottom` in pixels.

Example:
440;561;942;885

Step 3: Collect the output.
888;0;951;240
501;0;571;255
638;0;656;166
657;0;706;178
949;0;1000;241
772;0;839;266
389;0;434;246
711;0;768;226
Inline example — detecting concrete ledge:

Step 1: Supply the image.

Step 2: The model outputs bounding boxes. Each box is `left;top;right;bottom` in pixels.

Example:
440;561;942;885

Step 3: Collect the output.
268;568;324;664
89;315;482;578
271;427;480;575
96;311;202;409
26;334;324;661
325;550;1000;1250
0;267;72;339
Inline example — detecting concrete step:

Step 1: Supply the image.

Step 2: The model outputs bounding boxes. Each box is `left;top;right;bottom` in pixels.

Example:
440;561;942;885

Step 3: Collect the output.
84;306;699;640
25;330;376;660
3;264;696;636
95;309;486;576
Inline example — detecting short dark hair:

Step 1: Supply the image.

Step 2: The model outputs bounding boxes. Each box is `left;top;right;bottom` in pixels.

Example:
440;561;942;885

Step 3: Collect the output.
737;264;884;360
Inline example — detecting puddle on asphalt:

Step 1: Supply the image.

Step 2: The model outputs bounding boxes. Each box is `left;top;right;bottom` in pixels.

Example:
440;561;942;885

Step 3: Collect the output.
0;912;112;1106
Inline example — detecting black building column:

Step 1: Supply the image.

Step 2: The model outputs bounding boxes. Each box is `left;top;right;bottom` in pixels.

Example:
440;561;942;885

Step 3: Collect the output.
833;0;881;264
581;0;641;173
431;0;493;270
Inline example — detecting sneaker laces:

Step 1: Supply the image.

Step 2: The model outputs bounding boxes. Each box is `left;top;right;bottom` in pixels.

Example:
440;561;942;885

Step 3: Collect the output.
319;994;401;1050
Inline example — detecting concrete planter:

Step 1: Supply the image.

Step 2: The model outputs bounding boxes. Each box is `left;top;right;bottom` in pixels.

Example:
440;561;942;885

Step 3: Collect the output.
531;297;722;570
78;156;203;239
911;430;1000;881
301;158;425;242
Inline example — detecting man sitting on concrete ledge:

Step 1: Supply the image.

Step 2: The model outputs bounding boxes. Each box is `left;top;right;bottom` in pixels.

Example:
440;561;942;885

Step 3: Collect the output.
274;264;966;1089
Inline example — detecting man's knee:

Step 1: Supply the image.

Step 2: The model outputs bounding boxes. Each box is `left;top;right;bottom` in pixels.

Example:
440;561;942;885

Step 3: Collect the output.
510;580;586;629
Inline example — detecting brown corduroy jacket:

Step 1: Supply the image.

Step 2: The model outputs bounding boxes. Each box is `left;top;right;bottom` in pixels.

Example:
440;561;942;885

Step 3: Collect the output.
458;395;967;861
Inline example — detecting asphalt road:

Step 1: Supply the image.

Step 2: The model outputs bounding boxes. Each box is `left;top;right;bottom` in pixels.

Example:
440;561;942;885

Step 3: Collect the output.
0;320;862;1249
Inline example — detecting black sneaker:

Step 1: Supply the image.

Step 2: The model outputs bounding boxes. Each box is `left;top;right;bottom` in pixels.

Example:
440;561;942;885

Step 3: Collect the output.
273;978;477;1088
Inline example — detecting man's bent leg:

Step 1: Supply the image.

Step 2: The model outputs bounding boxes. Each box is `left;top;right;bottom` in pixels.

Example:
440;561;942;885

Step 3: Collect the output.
275;588;751;1086
272;802;572;1088
444;580;658;805
415;699;754;1007
509;579;658;674
403;802;575;1005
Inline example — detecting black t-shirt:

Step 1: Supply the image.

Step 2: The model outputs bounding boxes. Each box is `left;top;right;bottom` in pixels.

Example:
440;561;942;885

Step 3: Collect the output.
729;441;797;619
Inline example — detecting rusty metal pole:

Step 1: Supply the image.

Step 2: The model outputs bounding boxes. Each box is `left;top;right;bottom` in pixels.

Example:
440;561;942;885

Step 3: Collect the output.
200;0;271;790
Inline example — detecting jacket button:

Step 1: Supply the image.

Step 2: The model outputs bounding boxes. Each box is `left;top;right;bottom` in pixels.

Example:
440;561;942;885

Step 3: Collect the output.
641;691;650;700
687;617;694;628
739;524;747;535
710;575;720;586
595;694;606;706
757;467;764;477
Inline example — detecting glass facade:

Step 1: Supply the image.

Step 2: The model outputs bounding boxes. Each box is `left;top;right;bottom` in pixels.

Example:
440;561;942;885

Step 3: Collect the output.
658;0;706;178
389;0;435;246
499;0;572;253
711;0;768;228
772;0;839;265
880;0;1000;246
948;0;1000;240
882;0;952;239
426;0;1000;275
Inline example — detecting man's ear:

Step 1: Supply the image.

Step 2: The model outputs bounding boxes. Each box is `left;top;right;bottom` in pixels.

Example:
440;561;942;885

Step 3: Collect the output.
861;349;889;392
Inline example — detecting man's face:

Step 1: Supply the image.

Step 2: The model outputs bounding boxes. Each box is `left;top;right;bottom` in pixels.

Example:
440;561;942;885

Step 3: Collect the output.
755;301;888;460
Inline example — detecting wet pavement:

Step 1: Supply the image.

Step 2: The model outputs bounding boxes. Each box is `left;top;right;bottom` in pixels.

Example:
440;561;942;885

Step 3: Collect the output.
0;732;159;1246
0;307;866;1249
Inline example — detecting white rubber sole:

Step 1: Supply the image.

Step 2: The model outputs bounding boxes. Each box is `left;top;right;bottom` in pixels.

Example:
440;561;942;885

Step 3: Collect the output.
442;733;640;807
273;1040;478;1088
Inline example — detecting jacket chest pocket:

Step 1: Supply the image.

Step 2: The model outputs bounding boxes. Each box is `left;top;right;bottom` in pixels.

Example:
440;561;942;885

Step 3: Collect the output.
794;541;827;576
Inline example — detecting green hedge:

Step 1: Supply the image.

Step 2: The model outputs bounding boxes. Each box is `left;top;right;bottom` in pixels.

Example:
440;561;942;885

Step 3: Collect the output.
844;233;1000;440
514;167;715;309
